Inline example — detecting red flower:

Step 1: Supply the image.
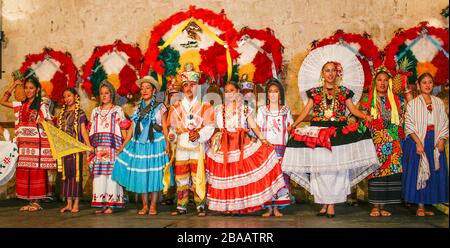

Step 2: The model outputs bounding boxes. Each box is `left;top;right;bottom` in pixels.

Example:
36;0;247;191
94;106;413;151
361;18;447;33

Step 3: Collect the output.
313;95;322;104
392;141;401;154
371;119;384;130
338;95;346;104
342;123;359;134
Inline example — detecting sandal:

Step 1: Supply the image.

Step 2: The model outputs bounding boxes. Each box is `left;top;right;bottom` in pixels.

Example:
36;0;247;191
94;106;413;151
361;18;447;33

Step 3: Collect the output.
197;207;206;217
28;203;43;212
19;204;32;212
425;211;435;216
380;209;392;217
416;208;425;217
171;209;187;216
138;207;149;215
149;206;158;216
369;207;381;217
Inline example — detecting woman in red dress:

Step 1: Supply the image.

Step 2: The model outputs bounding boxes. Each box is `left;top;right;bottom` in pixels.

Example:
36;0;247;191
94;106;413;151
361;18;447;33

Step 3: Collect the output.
0;74;57;211
205;81;286;214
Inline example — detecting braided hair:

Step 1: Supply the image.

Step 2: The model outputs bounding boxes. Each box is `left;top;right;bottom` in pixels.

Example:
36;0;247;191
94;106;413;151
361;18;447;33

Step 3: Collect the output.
58;88;81;140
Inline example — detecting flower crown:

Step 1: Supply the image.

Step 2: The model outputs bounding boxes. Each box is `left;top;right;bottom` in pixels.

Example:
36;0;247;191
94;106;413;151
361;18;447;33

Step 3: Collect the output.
372;66;392;78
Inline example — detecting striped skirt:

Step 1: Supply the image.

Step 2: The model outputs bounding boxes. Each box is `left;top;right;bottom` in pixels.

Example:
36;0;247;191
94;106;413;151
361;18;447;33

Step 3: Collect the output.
112;132;168;193
368;174;402;205
263;145;292;209
16;168;48;200
61;154;83;198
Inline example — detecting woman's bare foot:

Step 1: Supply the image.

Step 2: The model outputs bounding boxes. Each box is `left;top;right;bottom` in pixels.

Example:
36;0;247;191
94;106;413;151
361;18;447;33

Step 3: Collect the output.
380;209;391;217
317;204;328;216
262;208;273;217
138;206;149;215
273;208;283;217
60;206;72;213
70;208;80;213
95;207;106;214
326;205;335;218
369;207;380;217
103;207;113;214
149;205;158;216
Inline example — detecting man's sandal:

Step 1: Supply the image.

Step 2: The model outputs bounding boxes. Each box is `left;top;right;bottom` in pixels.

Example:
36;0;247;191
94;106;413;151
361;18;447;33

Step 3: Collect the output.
171;209;187;216
197;208;207;217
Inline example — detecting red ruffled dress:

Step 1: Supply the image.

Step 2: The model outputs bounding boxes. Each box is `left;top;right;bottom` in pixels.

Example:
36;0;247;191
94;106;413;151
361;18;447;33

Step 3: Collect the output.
206;104;286;214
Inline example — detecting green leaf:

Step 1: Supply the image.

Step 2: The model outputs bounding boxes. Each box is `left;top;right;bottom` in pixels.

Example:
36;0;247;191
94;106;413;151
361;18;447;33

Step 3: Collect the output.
397;44;418;84
91;59;107;96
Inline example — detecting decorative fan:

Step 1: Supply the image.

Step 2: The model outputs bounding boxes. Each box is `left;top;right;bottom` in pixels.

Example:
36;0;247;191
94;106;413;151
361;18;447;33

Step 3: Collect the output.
232;27;284;85
0;129;18;186
311;30;382;91
384;22;449;86
81;40;143;100
298;44;365;105
18;47;78;104
140;5;238;88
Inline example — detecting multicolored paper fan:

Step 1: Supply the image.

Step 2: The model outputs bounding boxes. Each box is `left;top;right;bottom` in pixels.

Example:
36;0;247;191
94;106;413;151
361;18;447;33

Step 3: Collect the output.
298;44;365;105
312;30;382;90
18;47;78;103
384;22;449;86
140;5;238;89
81;40;143;98
232;27;284;84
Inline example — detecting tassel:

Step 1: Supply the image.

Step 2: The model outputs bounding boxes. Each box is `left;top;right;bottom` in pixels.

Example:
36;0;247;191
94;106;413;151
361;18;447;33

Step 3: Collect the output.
370;84;378;120
387;78;400;125
75;153;80;183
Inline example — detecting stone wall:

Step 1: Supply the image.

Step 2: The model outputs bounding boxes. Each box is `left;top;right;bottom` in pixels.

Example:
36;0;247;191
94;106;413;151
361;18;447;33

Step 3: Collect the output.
0;0;448;199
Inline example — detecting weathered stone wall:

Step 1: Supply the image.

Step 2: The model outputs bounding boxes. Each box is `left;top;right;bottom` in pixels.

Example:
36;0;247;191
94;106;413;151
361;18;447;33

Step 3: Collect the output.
0;0;448;199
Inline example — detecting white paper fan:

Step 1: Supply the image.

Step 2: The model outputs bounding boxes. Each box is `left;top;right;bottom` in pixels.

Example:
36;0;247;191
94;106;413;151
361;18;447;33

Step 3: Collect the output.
30;59;61;81
405;35;443;61
99;51;130;74
237;37;265;65
298;44;364;105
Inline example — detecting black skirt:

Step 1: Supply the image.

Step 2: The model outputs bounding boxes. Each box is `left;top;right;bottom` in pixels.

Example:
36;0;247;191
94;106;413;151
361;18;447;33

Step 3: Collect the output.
368;174;402;205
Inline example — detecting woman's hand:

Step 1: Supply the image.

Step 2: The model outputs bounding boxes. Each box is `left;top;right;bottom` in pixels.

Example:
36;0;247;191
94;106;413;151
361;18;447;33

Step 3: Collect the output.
416;142;425;156
165;142;172;158
260;138;271;145
188;130;200;142
117;145;125;154
436;139;446;153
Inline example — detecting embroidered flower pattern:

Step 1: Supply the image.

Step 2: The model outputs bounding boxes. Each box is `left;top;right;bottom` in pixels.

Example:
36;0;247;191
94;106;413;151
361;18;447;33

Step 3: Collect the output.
359;95;405;179
307;86;352;122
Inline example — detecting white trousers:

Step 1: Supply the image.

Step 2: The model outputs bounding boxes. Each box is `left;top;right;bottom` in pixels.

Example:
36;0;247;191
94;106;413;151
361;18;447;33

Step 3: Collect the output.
310;170;351;204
